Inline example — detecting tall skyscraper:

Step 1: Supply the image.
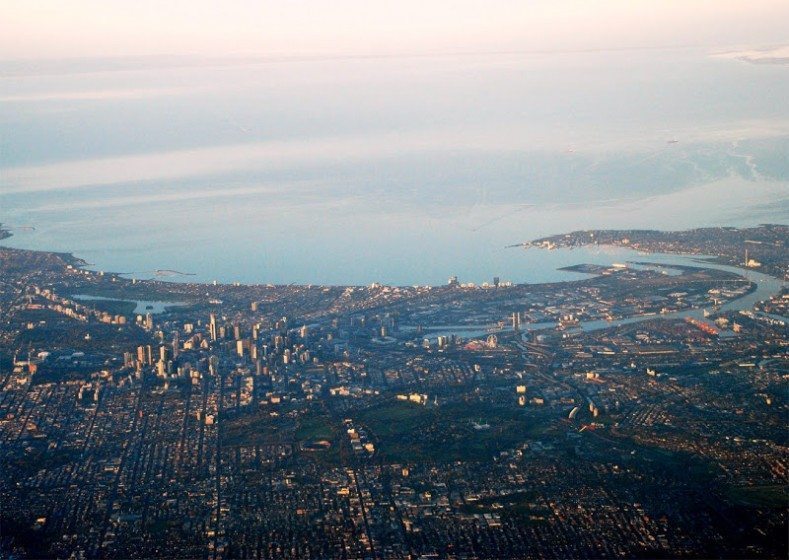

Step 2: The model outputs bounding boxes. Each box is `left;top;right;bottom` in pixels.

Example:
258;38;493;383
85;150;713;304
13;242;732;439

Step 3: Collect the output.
209;313;218;342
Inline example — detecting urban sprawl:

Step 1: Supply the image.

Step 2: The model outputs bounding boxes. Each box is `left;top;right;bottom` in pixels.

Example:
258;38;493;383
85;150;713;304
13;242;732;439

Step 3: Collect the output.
0;224;786;559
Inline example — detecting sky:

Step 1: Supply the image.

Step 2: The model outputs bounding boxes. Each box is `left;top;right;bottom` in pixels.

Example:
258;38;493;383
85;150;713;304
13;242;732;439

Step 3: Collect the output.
1;0;788;60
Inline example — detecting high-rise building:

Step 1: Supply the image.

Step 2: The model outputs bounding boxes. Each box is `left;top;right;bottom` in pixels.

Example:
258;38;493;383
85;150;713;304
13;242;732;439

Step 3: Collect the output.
209;313;218;342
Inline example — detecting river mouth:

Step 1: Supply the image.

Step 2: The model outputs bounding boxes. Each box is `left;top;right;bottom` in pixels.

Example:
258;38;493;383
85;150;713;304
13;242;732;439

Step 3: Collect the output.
404;252;786;339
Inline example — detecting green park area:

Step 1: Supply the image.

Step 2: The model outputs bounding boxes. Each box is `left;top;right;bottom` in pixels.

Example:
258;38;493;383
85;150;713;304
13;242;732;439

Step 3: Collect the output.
354;398;555;463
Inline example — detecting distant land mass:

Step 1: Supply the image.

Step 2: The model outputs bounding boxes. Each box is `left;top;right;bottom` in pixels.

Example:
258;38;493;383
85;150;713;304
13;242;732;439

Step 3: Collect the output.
713;45;789;65
526;224;788;280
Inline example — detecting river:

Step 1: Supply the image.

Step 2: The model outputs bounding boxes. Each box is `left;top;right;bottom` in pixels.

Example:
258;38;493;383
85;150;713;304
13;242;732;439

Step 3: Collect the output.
408;252;786;340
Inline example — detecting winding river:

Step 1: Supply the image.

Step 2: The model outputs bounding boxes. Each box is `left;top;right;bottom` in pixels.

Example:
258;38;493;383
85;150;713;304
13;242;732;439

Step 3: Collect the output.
411;252;786;340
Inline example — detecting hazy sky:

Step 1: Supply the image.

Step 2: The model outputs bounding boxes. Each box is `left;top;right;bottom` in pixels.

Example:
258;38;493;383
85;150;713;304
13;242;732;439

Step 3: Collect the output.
1;0;788;59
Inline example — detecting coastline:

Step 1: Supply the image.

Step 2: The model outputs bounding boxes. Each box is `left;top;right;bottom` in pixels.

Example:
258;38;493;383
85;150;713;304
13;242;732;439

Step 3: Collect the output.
1;223;89;269
1;222;785;290
526;224;788;281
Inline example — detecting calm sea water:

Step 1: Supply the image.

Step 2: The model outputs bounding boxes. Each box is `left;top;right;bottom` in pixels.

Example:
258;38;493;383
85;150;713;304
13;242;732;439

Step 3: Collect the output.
1;48;787;285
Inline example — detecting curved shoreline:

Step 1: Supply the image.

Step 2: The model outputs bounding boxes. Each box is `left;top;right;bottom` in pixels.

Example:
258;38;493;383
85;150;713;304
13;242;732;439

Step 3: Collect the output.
0;224;88;268
1;223;786;290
